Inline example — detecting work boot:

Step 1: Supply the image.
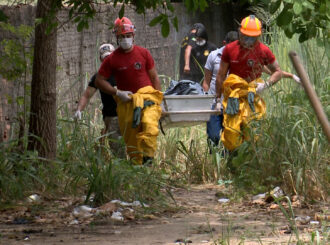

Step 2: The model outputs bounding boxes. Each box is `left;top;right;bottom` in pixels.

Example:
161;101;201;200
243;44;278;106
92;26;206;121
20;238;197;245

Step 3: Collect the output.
143;156;154;166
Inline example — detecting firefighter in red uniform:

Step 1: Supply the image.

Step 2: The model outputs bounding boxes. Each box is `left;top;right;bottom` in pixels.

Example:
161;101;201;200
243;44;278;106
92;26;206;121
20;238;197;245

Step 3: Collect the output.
96;17;163;165
215;15;282;151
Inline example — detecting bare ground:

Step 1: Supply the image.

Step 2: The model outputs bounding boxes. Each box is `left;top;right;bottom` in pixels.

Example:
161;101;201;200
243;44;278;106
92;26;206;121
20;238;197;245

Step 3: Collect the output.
0;184;328;245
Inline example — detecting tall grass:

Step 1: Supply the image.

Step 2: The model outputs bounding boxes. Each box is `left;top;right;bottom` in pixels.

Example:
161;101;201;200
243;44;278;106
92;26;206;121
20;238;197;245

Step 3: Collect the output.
157;125;225;184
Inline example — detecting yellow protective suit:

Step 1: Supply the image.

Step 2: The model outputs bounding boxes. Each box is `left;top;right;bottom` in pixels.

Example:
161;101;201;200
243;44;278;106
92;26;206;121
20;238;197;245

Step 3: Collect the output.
221;74;266;151
115;86;163;164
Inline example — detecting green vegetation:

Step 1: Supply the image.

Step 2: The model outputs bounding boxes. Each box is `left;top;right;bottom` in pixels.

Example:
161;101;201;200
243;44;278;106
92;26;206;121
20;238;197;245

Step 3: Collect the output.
0;2;328;243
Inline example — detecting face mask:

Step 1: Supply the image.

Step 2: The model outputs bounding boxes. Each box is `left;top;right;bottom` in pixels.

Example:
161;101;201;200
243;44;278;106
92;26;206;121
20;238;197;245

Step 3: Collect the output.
196;39;206;46
119;37;133;50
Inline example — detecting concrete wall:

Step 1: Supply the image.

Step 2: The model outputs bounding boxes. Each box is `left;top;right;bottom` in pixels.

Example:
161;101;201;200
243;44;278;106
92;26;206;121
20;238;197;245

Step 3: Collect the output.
0;2;243;141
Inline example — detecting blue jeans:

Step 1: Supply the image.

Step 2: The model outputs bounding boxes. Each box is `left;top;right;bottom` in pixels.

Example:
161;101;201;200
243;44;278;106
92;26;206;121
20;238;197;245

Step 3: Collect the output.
207;109;223;146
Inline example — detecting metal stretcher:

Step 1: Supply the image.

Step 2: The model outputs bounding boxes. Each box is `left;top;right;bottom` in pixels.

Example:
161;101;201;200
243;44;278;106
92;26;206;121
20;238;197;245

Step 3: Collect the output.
160;95;220;128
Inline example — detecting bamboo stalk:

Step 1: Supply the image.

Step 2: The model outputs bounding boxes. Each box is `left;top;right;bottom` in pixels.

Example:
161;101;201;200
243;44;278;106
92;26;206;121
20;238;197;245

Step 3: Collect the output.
289;51;330;142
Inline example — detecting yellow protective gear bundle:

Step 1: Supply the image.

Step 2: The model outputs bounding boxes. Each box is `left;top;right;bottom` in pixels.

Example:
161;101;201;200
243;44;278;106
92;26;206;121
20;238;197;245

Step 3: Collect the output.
115;86;163;164
221;74;266;151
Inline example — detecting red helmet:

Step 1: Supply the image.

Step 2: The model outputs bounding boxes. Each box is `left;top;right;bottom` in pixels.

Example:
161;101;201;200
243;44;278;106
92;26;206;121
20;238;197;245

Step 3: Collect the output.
240;15;262;37
113;17;135;36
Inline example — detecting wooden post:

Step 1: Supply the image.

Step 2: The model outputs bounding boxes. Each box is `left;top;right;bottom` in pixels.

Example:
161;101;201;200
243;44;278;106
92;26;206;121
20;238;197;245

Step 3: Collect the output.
289;51;330;143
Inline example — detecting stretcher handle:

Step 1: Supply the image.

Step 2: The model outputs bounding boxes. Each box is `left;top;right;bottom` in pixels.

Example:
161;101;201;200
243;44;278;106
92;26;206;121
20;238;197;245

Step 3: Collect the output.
289;51;330;143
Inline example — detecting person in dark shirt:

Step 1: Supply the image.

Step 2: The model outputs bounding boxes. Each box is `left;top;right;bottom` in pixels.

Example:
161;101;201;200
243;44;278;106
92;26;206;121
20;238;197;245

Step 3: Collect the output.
179;23;205;80
74;43;125;157
181;25;217;83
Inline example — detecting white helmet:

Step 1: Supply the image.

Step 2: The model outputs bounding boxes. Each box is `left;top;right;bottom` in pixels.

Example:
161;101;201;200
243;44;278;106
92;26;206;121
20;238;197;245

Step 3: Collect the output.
99;43;115;60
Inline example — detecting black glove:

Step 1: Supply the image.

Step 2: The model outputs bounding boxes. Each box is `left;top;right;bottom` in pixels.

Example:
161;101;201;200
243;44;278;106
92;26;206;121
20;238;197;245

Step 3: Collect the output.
248;92;255;112
132;107;142;128
143;100;155;108
132;101;155;128
225;97;239;115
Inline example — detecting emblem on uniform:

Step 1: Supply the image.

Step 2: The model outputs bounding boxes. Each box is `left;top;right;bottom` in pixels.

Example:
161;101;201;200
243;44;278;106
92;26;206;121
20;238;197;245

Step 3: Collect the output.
134;62;142;70
247;59;255;67
204;50;209;56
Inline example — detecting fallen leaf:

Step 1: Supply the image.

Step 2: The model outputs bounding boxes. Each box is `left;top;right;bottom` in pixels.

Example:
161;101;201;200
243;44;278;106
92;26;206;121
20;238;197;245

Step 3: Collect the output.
143;214;157;220
269;204;279;209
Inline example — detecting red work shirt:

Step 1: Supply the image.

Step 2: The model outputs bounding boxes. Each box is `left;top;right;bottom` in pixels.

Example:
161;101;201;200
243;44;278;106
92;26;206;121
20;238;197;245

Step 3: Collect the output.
221;40;275;81
98;45;155;93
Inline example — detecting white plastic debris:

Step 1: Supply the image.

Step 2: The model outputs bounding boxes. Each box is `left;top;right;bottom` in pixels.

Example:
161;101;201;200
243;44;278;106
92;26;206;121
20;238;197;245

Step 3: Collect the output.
272;187;284;198
252;193;266;200
218;198;230;203
132;201;142;207
110;200;149;208
73;205;94;218
310;220;320;225
69;219;79;225
132;201;150;207
295;216;311;225
111;211;124;221
27;194;41;203
82;194;95;202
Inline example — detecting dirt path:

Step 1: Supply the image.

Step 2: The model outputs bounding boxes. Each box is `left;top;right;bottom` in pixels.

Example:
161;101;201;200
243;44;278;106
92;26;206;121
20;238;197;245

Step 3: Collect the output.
0;184;325;244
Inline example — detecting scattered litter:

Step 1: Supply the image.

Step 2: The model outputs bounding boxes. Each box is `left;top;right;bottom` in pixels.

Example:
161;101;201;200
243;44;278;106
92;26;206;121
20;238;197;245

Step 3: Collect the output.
218;198;229;203
110;200;149;208
252;193;266;200
69;219;79;225
111;211;124;221
114;230;122;234
110;200;122;204
201;240;209;243
132;201;142;207
122;208;135;220
295;216;311;225
27;194;41;203
252;193;267;205
82;194;94;203
132;200;150;207
310;220;320;226
23;236;30;241
97;202;117;214
72;205;94;218
271;186;284;198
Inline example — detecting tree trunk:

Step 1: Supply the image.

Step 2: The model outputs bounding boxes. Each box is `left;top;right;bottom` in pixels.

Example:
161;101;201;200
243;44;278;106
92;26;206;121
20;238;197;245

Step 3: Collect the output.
28;0;57;159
